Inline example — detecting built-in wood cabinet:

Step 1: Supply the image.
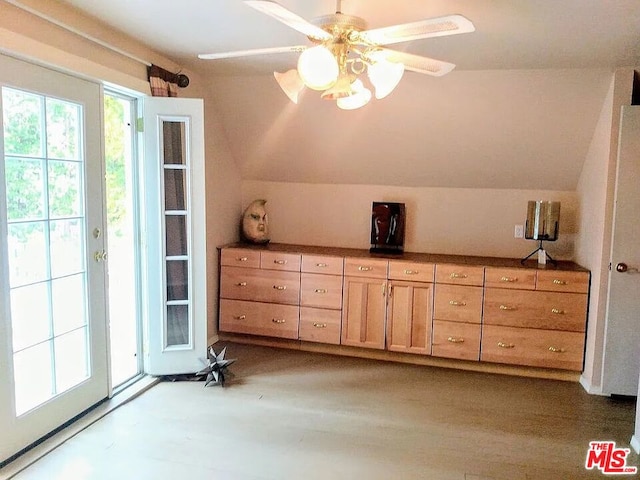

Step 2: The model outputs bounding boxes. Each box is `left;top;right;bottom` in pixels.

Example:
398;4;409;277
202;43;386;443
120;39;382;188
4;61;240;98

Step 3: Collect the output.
298;254;344;345
218;244;590;374
480;268;588;370
341;259;388;349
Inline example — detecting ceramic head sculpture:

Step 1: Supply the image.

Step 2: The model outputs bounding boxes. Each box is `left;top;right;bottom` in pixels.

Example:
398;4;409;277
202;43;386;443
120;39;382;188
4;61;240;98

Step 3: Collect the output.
241;199;270;244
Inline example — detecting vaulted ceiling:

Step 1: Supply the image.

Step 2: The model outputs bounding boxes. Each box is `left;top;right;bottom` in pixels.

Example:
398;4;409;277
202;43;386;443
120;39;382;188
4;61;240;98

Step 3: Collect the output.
59;0;640;189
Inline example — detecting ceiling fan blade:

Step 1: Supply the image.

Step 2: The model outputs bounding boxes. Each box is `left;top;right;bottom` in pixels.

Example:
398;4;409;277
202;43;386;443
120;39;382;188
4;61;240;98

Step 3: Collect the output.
357;14;475;46
244;0;332;41
371;49;456;77
198;45;306;60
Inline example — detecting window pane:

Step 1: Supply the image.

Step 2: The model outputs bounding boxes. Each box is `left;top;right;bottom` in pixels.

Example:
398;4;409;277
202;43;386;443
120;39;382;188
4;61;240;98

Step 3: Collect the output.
166;304;189;347
164;169;186;210
14;342;54;416
48;160;82;218
11;283;51;352
2;88;44;157
162;121;186;165
46;98;80;160
165;215;187;257
7;222;48;287
50;219;84;278
54;328;89;393
52;274;86;336
166;260;188;301
4;157;45;221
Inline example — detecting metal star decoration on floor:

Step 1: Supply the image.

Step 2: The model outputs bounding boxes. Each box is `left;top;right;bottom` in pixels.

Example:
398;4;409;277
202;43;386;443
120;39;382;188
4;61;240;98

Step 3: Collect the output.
196;346;236;387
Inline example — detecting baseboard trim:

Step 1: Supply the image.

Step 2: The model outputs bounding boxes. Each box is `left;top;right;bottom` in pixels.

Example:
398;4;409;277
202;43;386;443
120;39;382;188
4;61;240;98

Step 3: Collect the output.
631;435;640;455
579;374;608;395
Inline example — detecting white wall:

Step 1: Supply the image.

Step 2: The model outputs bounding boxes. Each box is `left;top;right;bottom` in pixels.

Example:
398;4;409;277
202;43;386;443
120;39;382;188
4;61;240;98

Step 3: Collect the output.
575;68;635;393
242;181;577;260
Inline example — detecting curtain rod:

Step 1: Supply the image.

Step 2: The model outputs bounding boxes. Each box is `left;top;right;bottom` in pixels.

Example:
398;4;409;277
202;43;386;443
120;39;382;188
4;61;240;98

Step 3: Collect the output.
6;0;153;67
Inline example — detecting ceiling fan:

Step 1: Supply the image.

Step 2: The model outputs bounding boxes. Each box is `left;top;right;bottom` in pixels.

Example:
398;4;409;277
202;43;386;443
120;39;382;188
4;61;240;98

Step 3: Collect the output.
198;0;475;109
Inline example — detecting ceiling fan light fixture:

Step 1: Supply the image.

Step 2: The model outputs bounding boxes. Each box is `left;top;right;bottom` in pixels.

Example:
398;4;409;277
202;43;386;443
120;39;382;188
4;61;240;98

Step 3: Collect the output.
336;79;372;110
320;73;357;100
274;69;305;103
297;45;339;91
368;59;405;99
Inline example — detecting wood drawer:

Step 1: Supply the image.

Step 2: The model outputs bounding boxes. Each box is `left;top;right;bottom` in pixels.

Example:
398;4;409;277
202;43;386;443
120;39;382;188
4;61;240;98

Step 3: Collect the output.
219;299;299;339
344;257;388;279
301;254;344;275
260;251;301;272
220;248;260;269
483;288;587;332
435;264;484;286
299;307;341;345
536;270;589;294
484;267;536;290
220;266;300;305
388;261;434;283
432;320;481;361
433;284;483;323
300;273;343;309
481;325;585;371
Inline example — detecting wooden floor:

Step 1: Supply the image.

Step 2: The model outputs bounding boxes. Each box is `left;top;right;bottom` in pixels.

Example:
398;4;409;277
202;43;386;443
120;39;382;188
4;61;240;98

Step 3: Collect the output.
7;342;639;480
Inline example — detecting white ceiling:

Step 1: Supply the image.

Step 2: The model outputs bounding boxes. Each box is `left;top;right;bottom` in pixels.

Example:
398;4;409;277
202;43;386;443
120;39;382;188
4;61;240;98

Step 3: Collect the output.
58;0;640;189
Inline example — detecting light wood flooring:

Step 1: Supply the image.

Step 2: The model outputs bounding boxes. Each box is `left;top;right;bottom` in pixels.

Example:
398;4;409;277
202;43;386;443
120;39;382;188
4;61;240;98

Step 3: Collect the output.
5;342;639;479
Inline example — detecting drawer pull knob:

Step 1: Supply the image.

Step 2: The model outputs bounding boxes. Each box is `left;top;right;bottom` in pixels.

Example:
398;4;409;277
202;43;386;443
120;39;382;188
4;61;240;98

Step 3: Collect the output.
497;341;515;349
271;318;286;324
500;276;517;282
358;266;372;272
449;300;467;307
450;273;468;279
551;308;565;315
233;315;246;320
316;263;328;267
237;256;248;262
236;281;247;287
548;346;565;353
274;259;288;265
313;322;327;329
315;288;327;294
499;305;517;311
552;279;568;285
273;285;287;290
404;269;418;275
447;336;465;343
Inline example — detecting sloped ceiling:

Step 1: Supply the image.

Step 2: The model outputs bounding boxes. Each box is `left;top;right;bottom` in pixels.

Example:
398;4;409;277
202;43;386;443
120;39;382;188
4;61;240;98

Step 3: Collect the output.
55;0;640;189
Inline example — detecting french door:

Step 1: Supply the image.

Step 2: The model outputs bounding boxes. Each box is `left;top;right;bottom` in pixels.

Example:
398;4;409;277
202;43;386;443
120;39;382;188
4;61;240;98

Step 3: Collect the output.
0;54;108;463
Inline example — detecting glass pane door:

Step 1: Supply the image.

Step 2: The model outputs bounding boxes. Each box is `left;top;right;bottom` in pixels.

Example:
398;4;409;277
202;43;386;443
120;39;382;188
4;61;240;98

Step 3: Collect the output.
0;53;108;464
4;88;90;415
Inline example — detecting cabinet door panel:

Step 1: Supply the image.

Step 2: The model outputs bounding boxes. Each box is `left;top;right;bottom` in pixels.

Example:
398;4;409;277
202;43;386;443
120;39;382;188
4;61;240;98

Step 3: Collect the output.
434;284;483;323
387;281;432;355
300;273;343;309
341;276;386;349
481;325;584;371
432;320;481;361
299;307;341;345
219;299;299;339
220;266;300;305
483;289;587;332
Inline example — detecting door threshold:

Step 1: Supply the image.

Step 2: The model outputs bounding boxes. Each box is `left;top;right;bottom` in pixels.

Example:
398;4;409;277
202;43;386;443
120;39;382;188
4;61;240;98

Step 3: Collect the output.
0;375;160;479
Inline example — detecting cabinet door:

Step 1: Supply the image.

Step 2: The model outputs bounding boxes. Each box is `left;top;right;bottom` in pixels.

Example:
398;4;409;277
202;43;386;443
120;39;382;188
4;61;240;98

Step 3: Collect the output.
386;281;433;355
341;276;387;349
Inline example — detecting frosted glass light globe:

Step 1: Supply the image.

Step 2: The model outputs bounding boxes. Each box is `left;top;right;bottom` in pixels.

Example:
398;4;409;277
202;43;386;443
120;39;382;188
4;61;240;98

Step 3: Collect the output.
297;46;339;91
368;60;405;99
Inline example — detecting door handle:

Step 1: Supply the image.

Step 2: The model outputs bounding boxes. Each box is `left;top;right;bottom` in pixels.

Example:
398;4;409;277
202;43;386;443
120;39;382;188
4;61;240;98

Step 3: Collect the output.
616;262;639;273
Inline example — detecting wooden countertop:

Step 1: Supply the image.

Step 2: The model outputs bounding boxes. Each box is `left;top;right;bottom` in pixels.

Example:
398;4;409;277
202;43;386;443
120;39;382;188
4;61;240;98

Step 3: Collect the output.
219;242;588;273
